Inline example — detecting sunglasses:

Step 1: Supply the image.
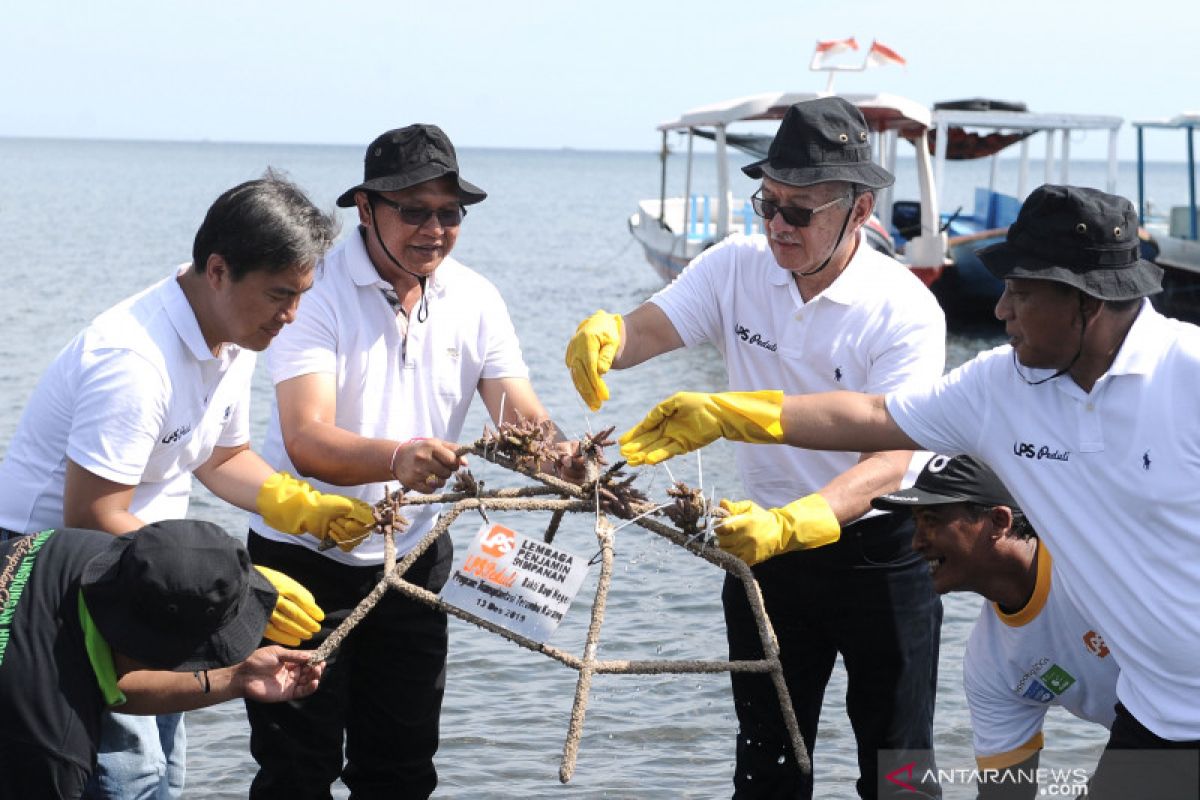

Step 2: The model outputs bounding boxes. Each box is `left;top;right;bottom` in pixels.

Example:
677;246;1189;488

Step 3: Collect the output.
371;194;466;228
750;190;848;227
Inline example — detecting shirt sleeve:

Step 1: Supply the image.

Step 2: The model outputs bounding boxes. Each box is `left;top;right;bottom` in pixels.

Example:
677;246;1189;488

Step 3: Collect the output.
66;348;169;486
479;287;530;380
648;243;731;347
267;289;339;383
885;348;1002;456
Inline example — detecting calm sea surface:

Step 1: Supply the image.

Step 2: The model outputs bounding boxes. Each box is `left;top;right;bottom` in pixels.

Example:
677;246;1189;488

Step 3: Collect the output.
1;138;1185;798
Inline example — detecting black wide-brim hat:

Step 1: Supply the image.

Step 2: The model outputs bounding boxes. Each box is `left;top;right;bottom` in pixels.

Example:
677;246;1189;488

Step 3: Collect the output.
81;520;277;671
978;184;1163;301
872;455;1018;511
742;96;894;190
336;123;487;208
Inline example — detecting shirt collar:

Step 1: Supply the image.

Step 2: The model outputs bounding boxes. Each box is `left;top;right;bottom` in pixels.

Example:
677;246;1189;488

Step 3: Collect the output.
164;265;222;362
1105;298;1165;377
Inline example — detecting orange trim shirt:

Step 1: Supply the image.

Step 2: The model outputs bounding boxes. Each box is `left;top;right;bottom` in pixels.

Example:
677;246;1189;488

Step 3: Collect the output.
963;541;1119;769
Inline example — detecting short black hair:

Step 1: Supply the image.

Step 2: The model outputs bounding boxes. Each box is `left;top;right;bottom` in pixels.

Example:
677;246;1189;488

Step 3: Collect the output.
192;168;339;280
963;502;1037;540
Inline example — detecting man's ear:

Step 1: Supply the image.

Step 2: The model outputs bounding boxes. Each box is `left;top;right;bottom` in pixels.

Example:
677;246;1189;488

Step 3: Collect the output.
205;254;229;289
988;504;1015;539
355;191;373;227
851;191;875;227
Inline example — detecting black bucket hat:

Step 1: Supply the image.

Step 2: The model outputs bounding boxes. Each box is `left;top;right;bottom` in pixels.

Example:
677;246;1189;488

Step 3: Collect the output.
977;184;1163;301
871;455;1018;511
81;520;278;671
742;96;894;190
336;124;487;208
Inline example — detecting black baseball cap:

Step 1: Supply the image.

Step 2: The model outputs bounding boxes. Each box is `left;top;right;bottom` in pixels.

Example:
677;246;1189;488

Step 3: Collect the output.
871;455;1018;511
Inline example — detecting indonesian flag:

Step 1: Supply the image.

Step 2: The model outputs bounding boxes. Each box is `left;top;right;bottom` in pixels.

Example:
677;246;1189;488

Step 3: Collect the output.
809;37;859;69
866;40;906;68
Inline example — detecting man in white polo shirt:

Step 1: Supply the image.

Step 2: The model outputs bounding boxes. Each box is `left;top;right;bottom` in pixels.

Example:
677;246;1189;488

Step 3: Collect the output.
566;97;946;799
245;125;578;799
620;185;1200;798
0;173;374;800
873;454;1118;799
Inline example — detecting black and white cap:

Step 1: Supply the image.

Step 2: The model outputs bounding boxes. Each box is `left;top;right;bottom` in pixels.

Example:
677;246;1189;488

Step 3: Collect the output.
871;455;1018;511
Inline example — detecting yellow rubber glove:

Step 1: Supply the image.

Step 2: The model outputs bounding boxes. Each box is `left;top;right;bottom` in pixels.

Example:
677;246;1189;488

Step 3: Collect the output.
619;390;785;466
565;311;624;411
716;494;841;566
254;565;325;647
256;472;376;552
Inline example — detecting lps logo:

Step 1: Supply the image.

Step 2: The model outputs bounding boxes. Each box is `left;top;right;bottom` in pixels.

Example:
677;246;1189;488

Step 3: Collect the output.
1083;630;1110;658
733;323;778;352
1012;442;1070;461
160;424;192;445
479;524;517;558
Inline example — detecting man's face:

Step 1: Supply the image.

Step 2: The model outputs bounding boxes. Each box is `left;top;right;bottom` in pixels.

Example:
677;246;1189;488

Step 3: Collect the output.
910;503;992;595
993;278;1083;369
759;177;862;274
357;176;462;280
213;261;313;352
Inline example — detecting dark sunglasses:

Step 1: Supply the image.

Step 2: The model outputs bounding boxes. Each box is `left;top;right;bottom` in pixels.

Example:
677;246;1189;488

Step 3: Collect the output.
371;194;466;228
750;190;848;227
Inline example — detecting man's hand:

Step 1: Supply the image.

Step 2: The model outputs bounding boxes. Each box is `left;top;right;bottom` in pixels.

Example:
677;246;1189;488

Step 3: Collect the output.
538;439;589;484
233;646;325;703
391;438;465;491
255;566;325;647
256;472;376;551
565;311;624;411
716;494;841;566
619;390;786;466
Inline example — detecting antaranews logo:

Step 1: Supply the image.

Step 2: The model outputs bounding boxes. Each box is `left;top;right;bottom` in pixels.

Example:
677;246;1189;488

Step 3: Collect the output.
880;750;1091;796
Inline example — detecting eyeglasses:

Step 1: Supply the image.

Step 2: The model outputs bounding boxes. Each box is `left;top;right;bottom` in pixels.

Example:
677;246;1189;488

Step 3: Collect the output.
750;190;848;227
371;194;466;228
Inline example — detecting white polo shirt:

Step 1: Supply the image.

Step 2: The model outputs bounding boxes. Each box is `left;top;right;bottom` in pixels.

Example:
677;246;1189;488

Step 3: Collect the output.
888;301;1200;739
250;230;530;565
0;268;252;531
965;541;1118;768
651;233;946;511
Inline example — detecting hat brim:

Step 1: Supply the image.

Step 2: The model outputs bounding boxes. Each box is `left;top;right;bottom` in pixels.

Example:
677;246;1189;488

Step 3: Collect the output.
870;487;978;511
978;240;1164;301
741;159;895;190
336;162;487;208
82;541;278;671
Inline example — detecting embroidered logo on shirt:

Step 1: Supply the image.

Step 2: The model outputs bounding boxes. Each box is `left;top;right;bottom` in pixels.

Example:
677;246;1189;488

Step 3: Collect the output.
834;366;843;382
223;405;233;421
1014;659;1076;703
1083;630;1110;658
733;322;777;352
1012;441;1070;461
1142;450;1151;471
161;424;193;445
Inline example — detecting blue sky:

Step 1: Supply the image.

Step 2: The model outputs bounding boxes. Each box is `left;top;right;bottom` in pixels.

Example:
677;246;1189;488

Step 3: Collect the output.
2;0;1193;159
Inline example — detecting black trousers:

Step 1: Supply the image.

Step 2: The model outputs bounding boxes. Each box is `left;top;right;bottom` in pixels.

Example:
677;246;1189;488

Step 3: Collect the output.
722;512;942;800
1087;703;1200;800
245;531;452;800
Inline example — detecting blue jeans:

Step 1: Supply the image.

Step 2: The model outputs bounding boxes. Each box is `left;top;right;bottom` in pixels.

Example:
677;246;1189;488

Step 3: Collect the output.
723;512;942;799
82;712;185;800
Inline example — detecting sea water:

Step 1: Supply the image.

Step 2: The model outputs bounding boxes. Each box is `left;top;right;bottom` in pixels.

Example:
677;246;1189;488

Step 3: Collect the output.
1;137;1186;798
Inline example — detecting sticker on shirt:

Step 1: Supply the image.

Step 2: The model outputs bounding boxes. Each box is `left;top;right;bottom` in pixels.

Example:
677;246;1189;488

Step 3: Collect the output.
439;522;589;643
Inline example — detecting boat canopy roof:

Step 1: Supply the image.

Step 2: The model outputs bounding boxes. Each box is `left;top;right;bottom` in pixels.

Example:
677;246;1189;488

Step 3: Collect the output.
930;107;1122;133
1133;112;1200;130
656;91;932;136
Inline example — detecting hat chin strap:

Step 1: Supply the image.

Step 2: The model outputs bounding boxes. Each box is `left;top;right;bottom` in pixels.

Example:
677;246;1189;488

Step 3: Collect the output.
1013;293;1087;386
367;195;429;323
795;200;854;278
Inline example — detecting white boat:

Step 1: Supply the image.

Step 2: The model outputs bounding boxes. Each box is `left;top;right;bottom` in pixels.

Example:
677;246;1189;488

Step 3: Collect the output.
1134;112;1200;321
